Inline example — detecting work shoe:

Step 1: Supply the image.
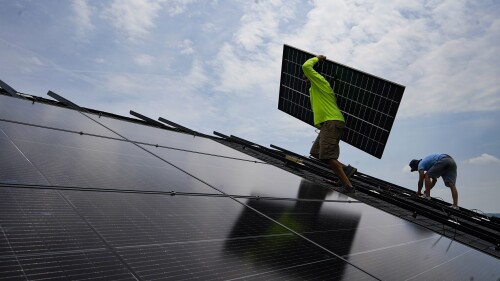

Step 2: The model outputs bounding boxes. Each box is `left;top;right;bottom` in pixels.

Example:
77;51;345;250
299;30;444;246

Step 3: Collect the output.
343;165;357;179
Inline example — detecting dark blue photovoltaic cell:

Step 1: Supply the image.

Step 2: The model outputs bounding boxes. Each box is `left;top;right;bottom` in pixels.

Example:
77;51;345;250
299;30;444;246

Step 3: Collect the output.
94;115;259;162
0;186;375;280
242;198;500;280
141;144;357;200
62;190;291;247
116;237;375;280
0;250;135;280
0;95;115;137
0;122;217;193
0;129;49;185
0;188;106;256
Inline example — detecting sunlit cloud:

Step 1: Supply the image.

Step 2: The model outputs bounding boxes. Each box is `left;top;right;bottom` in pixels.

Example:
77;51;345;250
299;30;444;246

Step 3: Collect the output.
101;0;164;41
179;39;194;55
463;153;500;165
134;54;153;66
72;0;95;39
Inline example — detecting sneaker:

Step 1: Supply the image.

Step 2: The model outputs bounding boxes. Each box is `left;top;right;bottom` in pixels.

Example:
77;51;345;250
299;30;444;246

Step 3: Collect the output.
337;186;356;195
343;165;357;179
448;205;459;210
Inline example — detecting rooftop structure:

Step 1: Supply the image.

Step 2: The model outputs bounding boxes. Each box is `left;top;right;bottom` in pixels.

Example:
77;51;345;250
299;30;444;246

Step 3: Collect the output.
1;81;499;280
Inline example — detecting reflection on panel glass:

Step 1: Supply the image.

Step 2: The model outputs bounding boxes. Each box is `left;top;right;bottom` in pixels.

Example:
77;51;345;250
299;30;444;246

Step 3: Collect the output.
0;187;105;256
0;249;136;280
142;144;356;200
0;122;216;193
94;115;258;161
118;237;375;280
0;129;49;185
240;187;500;280
62;190;376;280
0;95;115;137
63;190;289;247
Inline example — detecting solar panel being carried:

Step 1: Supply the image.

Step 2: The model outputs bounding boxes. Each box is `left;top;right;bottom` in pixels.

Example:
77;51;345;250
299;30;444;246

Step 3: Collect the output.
278;44;406;158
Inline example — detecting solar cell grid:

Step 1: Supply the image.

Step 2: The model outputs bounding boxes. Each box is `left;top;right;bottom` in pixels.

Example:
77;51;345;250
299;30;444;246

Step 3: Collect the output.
279;44;405;158
94;114;259;162
0;122;217;193
0;250;135;281
0;188;105;256
63;190;291;247
0;132;50;185
0;95;115;138
116;236;374;280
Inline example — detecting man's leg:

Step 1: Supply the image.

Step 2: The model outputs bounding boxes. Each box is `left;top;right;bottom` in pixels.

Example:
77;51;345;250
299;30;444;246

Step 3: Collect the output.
448;182;458;208
329;159;353;188
423;176;437;197
423;175;433;197
310;134;320;160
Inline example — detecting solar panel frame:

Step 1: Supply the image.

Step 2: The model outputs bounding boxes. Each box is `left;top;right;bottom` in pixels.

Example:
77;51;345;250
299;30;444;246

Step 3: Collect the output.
278;44;406;158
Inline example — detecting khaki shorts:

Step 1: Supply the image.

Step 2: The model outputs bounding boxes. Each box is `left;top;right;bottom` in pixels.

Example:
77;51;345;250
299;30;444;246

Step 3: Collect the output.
310;120;345;160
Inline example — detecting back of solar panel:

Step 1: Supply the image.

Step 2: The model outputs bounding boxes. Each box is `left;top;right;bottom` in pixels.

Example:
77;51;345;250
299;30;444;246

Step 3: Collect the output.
278;44;405;159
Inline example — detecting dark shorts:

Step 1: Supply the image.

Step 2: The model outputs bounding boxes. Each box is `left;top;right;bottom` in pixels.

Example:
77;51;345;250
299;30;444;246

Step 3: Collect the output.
310;120;345;160
426;155;457;187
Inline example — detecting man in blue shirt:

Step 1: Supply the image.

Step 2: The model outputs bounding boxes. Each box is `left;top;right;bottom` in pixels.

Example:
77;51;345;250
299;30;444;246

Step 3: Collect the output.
409;154;459;209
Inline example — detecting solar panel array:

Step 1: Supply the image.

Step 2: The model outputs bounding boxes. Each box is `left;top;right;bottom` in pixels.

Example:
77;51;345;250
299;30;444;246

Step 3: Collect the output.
278;45;406;158
1;91;499;280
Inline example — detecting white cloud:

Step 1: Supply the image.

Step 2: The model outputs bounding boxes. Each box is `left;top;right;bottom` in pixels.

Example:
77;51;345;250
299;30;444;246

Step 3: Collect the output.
134;54;153;66
202;22;218;33
72;0;95;39
164;0;197;16
101;0;164;41
402;165;412;173
463;153;500;165
235;0;295;51
179;39;194;55
100;0;198;41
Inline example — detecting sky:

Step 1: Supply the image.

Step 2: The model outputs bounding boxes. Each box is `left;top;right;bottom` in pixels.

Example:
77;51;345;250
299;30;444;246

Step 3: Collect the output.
0;0;499;213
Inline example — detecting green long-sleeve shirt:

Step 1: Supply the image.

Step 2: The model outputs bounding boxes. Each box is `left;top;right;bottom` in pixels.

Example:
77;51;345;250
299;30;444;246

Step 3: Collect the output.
302;57;344;127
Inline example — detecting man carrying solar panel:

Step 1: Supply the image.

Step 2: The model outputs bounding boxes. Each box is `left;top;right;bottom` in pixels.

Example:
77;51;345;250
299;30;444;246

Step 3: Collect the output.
302;55;357;194
409;154;459;209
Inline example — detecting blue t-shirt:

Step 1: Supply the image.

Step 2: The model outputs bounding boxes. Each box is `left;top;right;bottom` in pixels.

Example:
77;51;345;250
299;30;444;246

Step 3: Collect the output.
418;154;446;171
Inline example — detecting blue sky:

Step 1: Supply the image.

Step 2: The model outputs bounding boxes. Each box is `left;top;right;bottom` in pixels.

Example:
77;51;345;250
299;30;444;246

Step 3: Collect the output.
1;0;499;212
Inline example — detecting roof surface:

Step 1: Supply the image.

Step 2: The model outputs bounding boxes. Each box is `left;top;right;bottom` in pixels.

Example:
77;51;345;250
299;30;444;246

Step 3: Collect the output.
1;84;499;280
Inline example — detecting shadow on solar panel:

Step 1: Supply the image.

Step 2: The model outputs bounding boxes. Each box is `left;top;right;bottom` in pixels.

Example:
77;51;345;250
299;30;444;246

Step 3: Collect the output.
278;44;406;158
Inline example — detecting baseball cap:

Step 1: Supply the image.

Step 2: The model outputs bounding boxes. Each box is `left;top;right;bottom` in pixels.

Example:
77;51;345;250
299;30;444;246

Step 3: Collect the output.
409;159;421;172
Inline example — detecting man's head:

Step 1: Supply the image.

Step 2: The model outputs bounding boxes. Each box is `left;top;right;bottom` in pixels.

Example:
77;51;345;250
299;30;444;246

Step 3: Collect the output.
409;159;421;172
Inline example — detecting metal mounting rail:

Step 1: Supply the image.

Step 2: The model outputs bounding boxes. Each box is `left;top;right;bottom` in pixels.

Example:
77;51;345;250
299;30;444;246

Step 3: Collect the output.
158;117;198;135
130;110;170;129
0;79;22;98
47;90;81;110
